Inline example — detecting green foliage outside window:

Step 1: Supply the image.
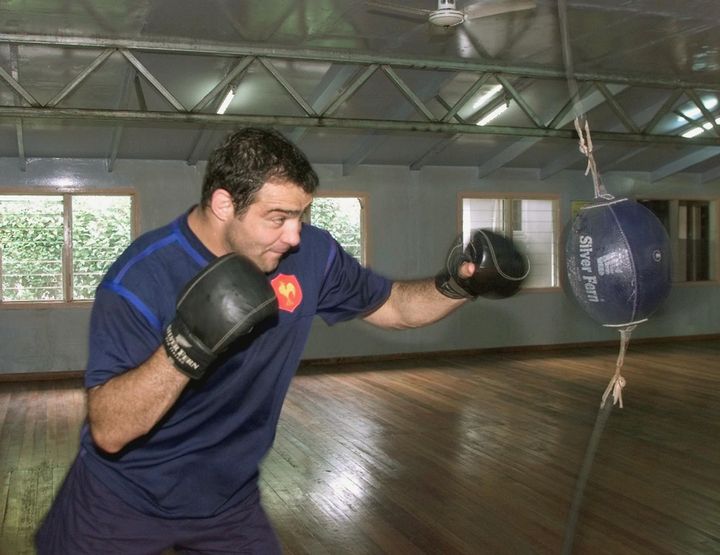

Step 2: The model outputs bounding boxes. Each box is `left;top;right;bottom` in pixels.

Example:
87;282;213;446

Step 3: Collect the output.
72;196;132;299
310;197;363;263
0;194;132;302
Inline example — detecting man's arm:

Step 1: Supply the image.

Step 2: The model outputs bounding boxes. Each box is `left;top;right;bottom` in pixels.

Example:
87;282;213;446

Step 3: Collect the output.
364;229;529;330
87;349;189;454
87;254;278;454
363;266;472;330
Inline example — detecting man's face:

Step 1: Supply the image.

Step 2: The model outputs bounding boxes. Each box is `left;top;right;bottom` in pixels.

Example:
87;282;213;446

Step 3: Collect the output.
224;180;313;273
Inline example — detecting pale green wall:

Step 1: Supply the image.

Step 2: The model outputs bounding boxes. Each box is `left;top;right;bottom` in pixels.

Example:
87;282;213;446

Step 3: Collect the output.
0;157;718;374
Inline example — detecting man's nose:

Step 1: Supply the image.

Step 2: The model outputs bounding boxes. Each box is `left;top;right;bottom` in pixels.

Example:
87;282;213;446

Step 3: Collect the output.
282;219;302;247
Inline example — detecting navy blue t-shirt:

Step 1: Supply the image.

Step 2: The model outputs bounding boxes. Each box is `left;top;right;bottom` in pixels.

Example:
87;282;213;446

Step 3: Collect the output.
79;210;392;518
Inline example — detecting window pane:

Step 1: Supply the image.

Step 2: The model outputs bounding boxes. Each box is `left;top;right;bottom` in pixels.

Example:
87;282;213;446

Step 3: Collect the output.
517;199;556;288
72;196;132;300
310;197;364;264
0;195;64;301
462;197;557;288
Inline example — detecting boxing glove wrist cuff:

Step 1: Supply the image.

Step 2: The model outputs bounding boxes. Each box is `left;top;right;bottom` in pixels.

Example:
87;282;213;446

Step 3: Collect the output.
163;320;216;380
434;273;475;300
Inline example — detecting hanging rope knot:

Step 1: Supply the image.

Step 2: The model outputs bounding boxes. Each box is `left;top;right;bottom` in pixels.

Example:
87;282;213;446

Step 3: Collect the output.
574;118;593;158
573;117;612;200
602;374;626;408
600;325;636;409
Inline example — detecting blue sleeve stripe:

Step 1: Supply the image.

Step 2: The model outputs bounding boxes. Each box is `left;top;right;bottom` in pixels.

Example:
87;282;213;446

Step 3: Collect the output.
114;224;208;283
171;220;208;266
104;222;209;334
101;281;162;332
114;234;179;282
324;241;337;277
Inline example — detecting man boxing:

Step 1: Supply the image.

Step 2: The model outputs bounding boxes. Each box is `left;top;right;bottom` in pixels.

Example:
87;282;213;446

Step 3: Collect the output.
36;127;527;554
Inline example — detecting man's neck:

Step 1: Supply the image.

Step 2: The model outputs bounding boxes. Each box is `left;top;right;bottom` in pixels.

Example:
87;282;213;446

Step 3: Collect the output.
187;205;228;257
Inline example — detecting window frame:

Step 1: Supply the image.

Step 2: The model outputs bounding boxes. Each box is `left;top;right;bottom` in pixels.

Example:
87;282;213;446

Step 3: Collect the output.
0;188;139;309
458;192;561;291
636;196;719;285
306;192;369;266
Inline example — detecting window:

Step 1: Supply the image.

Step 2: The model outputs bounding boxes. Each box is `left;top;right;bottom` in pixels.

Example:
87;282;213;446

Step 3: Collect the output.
638;199;716;282
0;193;135;304
462;196;559;288
306;195;365;264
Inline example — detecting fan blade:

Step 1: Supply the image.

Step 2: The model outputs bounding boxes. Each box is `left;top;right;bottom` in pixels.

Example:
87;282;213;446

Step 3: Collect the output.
365;1;431;19
464;0;536;20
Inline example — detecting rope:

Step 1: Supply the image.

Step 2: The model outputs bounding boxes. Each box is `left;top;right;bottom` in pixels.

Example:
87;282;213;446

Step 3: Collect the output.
557;3;636;553
560;396;614;555
561;326;635;554
601;325;636;409
573;118;612;201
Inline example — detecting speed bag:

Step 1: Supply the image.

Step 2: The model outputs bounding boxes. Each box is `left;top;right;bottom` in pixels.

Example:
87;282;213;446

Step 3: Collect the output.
565;197;672;327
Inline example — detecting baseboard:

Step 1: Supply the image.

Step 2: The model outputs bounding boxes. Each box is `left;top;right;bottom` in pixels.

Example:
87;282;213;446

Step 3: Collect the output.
298;333;720;369
1;334;717;382
0;370;84;383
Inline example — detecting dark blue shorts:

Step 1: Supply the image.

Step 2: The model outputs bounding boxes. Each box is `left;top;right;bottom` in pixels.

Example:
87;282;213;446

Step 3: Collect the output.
35;455;282;555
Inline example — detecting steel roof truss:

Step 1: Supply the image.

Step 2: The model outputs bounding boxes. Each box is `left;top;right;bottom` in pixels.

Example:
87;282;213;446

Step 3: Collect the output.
0;35;719;149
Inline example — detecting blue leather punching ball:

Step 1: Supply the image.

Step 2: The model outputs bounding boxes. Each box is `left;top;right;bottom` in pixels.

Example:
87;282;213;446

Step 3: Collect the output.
565;197;672;328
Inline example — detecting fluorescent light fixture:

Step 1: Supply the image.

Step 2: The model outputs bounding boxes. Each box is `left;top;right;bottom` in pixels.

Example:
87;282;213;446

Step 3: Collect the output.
682;127;705;138
684;97;718;119
216;88;235;115
472;84;503;110
476;103;508;126
681;116;720;138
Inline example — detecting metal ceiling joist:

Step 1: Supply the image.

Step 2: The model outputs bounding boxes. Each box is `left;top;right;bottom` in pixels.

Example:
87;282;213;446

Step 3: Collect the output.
46;49;115;108
540;93;675;179
594;81;640;134
107;68;136;172
441;74;492;124
5;33;719;89
0;63;38;106
642;89;684;134
2;33;720;150
381;65;435;121
700;163;720;184
685;88;720;137
120;49;186;111
3;106;720;148
191;56;255;113
477;84;629;177
495;74;543;129
8;44;25;171
322;64;379;116
287;64;358;144
342;72;457;175
258;58;317;117
651;147;720;182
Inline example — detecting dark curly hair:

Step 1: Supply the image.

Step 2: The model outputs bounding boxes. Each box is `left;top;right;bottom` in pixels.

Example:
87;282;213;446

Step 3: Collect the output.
201;127;319;214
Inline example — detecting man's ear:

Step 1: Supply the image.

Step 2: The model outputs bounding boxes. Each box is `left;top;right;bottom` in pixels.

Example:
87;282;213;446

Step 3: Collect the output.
209;189;235;222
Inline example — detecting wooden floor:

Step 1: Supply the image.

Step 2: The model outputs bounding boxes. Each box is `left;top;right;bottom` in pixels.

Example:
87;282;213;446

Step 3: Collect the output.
1;339;718;554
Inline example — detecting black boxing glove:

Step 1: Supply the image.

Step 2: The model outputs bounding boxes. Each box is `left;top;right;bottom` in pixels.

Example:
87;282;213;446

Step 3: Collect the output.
435;229;529;300
163;254;278;379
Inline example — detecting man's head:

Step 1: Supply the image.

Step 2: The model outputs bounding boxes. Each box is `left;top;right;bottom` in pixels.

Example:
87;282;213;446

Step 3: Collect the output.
201;127;319;215
199;128;319;272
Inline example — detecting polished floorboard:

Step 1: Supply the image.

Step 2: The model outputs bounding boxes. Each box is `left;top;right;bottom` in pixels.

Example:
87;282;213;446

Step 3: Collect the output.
0;338;718;554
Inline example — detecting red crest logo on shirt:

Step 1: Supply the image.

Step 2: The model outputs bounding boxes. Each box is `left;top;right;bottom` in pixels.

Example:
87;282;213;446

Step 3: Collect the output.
271;274;303;313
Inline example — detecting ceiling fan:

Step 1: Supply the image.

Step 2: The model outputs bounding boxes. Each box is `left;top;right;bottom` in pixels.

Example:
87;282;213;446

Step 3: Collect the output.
366;0;536;28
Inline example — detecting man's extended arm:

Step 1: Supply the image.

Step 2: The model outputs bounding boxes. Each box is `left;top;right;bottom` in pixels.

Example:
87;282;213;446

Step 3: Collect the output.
363;273;469;330
364;230;528;330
